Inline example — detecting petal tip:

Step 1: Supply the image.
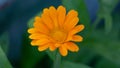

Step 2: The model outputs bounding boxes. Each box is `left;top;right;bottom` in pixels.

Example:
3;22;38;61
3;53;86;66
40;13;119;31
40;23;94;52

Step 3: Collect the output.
80;24;85;30
49;6;56;10
75;47;79;52
58;5;65;9
61;52;67;56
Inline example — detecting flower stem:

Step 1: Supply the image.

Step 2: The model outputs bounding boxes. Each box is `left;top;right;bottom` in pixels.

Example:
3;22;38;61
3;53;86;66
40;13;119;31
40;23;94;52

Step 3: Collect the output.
53;52;61;68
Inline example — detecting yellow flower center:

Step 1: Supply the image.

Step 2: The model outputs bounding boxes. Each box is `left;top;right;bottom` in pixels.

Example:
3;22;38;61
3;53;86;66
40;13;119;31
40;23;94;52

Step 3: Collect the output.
51;29;67;43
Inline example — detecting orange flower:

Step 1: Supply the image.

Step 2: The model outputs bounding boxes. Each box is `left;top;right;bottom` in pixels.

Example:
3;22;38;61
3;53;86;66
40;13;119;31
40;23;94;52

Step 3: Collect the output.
28;6;84;56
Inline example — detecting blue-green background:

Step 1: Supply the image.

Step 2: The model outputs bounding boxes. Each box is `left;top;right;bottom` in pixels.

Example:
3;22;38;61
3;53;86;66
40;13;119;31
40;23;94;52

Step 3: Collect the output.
0;0;120;68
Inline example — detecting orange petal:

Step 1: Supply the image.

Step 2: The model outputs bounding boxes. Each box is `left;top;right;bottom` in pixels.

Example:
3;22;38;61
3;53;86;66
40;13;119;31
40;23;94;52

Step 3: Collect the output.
63;10;78;30
65;24;84;41
35;39;50;45
59;45;68;56
67;10;78;17
38;44;49;51
29;33;48;39
31;40;38;46
28;28;36;33
35;16;41;22
28;28;44;34
65;17;79;31
49;43;56;51
34;22;49;34
55;43;62;47
64;42;79;52
57;6;66;27
34;17;42;28
41;8;54;30
71;35;83;42
65;34;72;42
49;6;58;28
70;24;85;35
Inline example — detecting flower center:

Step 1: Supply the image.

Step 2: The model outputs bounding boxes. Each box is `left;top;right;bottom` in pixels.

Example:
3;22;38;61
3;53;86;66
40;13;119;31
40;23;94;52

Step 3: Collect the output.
51;29;67;43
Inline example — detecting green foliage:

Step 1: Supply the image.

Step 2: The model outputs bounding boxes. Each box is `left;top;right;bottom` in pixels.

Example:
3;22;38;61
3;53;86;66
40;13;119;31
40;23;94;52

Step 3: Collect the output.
98;0;119;13
62;61;91;68
0;32;9;53
0;0;120;68
92;41;120;65
104;14;112;34
90;14;120;67
95;58;119;68
0;46;12;68
28;18;34;28
94;0;120;33
20;32;46;68
0;33;12;68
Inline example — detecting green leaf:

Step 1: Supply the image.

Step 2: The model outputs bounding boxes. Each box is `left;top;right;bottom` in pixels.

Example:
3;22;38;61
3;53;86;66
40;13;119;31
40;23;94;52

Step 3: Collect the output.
62;61;91;68
94;0;120;33
28;18;34;28
64;47;96;64
0;32;12;68
86;18;120;65
95;58;119;68
90;29;120;65
0;46;12;68
62;0;90;28
93;41;120;65
93;13;113;34
98;0;119;13
20;33;46;68
0;32;9;53
104;14;112;34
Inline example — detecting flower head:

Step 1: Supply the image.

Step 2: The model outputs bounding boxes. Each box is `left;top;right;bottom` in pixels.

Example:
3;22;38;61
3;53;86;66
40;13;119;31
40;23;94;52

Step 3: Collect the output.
28;6;84;56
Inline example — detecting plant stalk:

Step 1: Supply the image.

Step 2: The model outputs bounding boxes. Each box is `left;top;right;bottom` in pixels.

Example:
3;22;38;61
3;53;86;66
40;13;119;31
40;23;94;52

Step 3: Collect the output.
53;52;61;68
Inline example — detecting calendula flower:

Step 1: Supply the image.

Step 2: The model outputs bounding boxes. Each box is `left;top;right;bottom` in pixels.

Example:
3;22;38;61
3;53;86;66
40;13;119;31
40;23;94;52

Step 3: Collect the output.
28;6;84;56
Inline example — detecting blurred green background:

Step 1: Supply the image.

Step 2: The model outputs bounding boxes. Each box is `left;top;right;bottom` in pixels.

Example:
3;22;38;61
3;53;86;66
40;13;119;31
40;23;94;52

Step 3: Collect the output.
0;0;120;68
